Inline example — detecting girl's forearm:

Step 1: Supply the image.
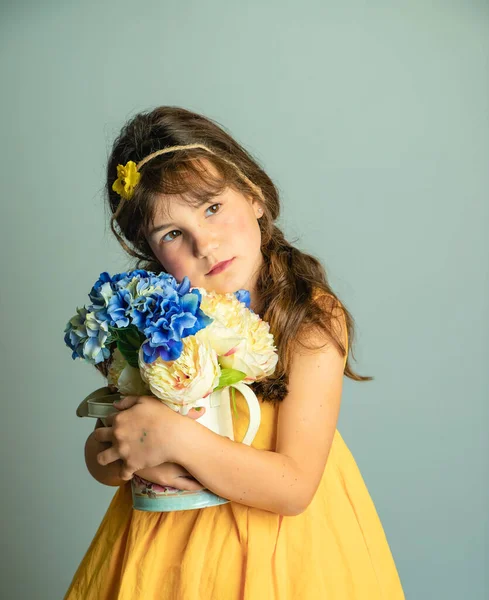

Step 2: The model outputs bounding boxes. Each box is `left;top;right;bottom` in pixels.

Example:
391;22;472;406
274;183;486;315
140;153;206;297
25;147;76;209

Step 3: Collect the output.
173;419;308;516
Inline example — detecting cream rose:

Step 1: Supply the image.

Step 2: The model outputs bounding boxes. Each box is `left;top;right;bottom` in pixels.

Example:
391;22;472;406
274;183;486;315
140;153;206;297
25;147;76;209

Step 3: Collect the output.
196;289;278;382
138;334;221;411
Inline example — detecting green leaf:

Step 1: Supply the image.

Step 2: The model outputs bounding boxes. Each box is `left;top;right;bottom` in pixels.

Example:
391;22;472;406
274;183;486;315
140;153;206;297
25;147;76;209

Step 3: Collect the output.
213;369;246;419
214;368;246;391
110;325;145;368
116;342;140;368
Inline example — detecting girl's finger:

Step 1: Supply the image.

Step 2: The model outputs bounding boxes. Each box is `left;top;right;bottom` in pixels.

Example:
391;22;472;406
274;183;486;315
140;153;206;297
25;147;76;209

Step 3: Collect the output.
187;407;206;420
120;468;134;481
96;446;120;467
113;395;138;410
94;427;113;444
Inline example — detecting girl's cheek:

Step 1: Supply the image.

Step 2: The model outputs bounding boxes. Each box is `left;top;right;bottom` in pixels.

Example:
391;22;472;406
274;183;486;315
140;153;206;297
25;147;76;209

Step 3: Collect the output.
153;248;179;275
229;213;249;233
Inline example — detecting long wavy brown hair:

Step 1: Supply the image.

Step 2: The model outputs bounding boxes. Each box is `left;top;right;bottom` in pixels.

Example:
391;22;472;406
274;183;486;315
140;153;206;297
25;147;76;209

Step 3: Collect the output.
104;106;372;402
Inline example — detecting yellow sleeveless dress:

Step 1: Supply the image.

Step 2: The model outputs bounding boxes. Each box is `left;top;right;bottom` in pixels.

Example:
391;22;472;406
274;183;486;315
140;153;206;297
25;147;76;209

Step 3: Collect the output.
64;298;405;600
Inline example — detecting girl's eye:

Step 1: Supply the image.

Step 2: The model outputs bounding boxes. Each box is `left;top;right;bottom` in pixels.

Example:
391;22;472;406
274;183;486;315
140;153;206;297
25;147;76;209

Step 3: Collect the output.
160;203;222;243
161;230;181;243
207;203;221;216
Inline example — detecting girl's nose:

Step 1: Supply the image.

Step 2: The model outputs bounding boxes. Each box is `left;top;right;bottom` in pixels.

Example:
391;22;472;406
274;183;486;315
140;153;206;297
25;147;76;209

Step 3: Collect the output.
193;230;219;258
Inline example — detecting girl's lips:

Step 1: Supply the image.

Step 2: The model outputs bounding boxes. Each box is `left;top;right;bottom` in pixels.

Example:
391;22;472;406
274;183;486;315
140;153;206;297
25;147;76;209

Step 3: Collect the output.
207;257;235;275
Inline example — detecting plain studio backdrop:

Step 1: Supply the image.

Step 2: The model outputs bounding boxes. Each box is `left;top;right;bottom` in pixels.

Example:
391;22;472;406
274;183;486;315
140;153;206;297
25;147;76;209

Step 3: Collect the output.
1;1;487;598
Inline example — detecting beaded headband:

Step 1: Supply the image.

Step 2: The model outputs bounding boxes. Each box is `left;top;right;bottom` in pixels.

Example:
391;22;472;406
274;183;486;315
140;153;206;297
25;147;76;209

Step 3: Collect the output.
112;142;265;203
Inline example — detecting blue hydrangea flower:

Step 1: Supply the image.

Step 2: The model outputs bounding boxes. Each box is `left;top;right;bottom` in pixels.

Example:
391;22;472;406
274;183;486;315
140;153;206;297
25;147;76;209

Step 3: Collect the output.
65;271;213;366
141;288;213;363
106;288;133;328
129;292;162;330
83;312;111;363
234;289;251;309
64;308;110;364
64;307;89;360
112;269;149;284
128;275;185;330
141;338;184;363
88;272;114;308
87;269;165;328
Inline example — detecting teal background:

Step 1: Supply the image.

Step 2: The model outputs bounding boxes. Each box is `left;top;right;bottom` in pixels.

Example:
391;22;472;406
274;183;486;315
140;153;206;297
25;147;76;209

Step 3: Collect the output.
1;1;488;598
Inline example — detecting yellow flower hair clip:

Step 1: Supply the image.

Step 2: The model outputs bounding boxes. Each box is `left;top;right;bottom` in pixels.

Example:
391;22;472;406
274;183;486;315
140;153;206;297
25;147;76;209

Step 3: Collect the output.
112;161;141;201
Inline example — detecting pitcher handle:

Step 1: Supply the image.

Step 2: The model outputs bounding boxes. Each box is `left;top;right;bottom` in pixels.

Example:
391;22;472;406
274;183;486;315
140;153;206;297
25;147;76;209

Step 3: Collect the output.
230;382;261;446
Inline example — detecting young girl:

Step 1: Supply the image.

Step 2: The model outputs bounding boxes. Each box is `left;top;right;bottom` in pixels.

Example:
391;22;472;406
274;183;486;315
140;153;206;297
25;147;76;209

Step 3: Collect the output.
64;106;405;599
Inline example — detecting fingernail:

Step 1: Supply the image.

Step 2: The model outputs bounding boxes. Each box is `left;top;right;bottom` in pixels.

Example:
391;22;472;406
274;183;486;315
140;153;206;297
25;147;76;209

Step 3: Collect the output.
194;407;203;412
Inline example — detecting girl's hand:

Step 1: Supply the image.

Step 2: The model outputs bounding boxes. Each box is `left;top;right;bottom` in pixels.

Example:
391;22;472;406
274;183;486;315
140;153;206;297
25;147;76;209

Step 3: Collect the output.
136;462;205;491
93;395;197;481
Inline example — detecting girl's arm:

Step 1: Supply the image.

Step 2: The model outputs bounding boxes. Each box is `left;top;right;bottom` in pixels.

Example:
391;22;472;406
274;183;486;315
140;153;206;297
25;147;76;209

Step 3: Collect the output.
174;309;348;516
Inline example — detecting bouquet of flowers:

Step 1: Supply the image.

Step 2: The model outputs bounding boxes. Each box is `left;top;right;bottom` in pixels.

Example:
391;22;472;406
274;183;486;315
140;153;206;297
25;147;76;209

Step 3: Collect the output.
64;269;278;511
64;269;278;414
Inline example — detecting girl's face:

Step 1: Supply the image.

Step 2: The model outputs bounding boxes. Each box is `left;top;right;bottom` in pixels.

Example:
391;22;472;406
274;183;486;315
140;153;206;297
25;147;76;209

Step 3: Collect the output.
146;165;264;311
